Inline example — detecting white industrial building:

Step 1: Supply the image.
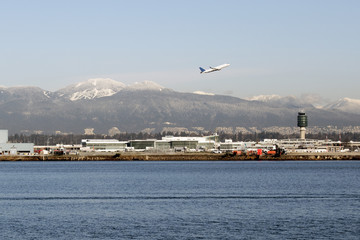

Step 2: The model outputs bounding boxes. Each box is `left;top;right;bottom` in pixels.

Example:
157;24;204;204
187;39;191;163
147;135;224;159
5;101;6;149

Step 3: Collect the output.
79;134;350;154
81;139;128;152
80;135;219;152
0;130;34;155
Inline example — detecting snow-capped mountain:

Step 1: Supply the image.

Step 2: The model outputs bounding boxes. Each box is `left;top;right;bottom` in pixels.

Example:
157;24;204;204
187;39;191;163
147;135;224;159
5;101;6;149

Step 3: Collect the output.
56;78;126;101
0;80;359;134
325;98;360;114
56;78;165;101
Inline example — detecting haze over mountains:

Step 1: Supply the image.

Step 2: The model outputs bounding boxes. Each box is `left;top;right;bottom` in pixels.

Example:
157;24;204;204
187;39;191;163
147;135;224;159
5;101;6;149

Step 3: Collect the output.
0;78;359;135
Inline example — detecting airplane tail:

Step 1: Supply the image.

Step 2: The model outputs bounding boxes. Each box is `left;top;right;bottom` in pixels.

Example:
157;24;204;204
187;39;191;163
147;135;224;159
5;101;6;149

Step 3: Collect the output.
199;67;205;73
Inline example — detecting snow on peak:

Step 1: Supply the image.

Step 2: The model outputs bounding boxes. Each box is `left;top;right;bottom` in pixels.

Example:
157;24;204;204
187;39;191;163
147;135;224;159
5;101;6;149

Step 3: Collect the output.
342;97;360;105
246;95;283;102
69;88;118;101
57;78;126;101
125;81;165;91
245;94;315;108
193;91;215;96
74;78;125;89
325;97;360;114
43;91;51;98
57;79;167;101
326;97;360;108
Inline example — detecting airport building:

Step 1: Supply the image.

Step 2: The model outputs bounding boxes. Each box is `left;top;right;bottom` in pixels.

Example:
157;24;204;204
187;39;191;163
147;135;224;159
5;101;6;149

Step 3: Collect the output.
161;135;218;151
76;130;351;154
81;139;128;152
0;130;34;155
79;135;219;152
154;140;171;151
128;140;156;150
220;139;256;151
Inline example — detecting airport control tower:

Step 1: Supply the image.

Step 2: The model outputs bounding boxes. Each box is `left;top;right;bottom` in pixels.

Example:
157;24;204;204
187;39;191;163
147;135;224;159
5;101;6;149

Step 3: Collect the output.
297;112;308;139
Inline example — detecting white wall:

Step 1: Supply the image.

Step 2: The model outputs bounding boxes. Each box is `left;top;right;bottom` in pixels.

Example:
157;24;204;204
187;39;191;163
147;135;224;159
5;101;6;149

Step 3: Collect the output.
0;130;8;143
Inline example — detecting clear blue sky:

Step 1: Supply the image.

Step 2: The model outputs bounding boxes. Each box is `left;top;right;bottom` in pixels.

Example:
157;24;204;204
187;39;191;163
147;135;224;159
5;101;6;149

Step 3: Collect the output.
1;0;359;103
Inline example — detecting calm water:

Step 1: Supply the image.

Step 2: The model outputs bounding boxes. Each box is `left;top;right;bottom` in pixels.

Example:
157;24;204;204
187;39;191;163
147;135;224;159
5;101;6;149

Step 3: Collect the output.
0;161;359;239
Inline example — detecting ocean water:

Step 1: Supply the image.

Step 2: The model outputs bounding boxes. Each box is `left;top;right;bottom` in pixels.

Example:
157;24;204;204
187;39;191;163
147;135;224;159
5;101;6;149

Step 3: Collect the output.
0;161;359;239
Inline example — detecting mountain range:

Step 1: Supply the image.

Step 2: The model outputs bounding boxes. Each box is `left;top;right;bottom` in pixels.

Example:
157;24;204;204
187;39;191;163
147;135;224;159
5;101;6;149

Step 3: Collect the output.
0;78;359;135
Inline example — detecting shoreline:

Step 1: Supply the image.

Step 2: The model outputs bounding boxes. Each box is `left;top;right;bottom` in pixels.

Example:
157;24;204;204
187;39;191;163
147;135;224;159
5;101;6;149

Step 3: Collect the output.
1;152;360;161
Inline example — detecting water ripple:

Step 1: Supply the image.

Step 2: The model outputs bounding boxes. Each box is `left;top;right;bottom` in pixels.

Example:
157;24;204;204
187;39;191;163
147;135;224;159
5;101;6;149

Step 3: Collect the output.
0;194;359;201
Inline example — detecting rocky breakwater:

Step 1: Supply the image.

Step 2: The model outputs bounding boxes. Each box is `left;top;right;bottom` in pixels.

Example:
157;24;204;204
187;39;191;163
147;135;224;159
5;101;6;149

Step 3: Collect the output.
0;153;222;161
0;152;359;161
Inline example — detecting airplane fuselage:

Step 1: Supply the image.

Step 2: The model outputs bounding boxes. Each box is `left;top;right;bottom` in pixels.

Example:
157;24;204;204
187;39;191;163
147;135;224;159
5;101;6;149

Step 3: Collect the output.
200;63;230;74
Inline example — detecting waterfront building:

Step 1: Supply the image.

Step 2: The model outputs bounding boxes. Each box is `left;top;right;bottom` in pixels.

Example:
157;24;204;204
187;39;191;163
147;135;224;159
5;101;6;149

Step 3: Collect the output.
0;130;34;155
348;141;360;151
34;144;82;155
75;134;350;154
81;139;128;152
197;140;216;150
161;135;219;143
79;135;219;152
274;139;342;153
161;135;218;151
128;140;156;150
154;140;171;151
218;138;346;154
220;139;247;151
171;140;198;150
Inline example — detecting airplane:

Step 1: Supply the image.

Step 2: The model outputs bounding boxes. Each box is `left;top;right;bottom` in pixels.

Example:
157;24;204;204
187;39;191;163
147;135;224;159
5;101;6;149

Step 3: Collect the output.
199;63;230;74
